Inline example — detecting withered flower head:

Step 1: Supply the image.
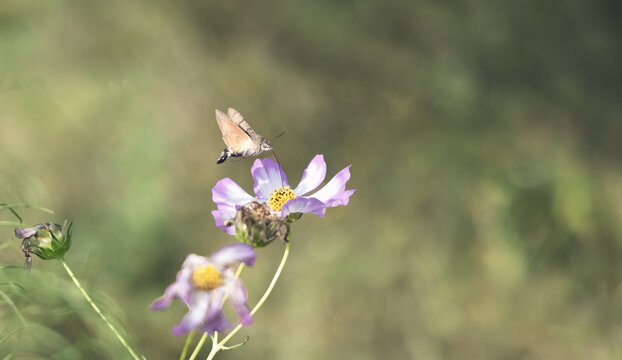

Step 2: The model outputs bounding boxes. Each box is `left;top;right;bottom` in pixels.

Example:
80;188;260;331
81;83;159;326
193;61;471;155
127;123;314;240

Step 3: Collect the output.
14;222;73;263
226;201;292;247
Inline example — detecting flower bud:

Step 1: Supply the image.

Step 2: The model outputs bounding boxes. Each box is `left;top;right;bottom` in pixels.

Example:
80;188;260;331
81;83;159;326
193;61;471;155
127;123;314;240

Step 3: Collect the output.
14;222;73;261
227;202;290;247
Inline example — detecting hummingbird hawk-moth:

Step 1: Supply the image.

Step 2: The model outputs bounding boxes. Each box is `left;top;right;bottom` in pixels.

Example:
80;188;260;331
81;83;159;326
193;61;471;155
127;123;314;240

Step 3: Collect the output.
215;108;273;164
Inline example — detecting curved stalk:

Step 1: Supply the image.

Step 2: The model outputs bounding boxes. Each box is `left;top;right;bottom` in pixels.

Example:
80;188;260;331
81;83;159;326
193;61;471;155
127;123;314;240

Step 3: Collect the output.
60;258;143;360
188;332;209;360
179;331;195;360
206;243;290;360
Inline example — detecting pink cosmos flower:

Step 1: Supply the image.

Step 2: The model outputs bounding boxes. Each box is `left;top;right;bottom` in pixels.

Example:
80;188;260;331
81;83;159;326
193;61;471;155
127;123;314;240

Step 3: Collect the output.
211;155;355;235
149;243;256;336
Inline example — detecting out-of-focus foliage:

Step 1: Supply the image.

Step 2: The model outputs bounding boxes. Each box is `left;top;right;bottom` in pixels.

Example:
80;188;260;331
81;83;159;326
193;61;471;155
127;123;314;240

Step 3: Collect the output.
1;0;621;359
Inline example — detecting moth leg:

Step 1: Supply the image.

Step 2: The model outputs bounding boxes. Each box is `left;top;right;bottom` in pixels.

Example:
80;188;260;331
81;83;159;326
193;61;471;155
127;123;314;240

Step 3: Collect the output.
217;148;231;164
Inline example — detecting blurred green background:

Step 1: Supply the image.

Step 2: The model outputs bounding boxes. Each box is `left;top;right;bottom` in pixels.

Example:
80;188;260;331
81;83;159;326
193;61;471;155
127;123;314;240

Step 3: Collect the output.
2;0;622;359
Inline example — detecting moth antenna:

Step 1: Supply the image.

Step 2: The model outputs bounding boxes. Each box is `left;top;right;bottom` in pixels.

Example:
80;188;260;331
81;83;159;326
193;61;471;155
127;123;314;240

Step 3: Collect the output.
271;149;284;187
271;131;286;140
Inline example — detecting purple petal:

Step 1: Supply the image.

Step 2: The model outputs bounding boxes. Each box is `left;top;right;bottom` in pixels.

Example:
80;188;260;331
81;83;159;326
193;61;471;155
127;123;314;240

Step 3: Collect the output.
281;197;327;218
150;255;200;310
182;254;210;268
14;227;37;239
309;165;355;207
328;189;356;206
201;311;231;335
227;277;253;326
172;292;211;336
212;178;254;207
252;158;289;201
211;206;236;235
210;243;256;268
293;154;326;196
204;288;226;322
149;282;185;310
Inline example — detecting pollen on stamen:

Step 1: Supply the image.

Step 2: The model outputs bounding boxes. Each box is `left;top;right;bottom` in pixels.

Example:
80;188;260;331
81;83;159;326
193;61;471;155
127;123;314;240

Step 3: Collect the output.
192;265;222;291
268;186;296;212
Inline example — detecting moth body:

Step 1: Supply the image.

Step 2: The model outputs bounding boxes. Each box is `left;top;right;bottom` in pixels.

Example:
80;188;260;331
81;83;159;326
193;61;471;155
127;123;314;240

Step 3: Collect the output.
214;108;272;164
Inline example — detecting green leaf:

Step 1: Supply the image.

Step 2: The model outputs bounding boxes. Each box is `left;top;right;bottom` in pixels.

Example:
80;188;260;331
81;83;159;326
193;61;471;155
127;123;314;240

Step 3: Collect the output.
0;327;23;345
0;241;13;252
221;335;250;350
0;221;24;227
0;290;28;328
0;203;54;214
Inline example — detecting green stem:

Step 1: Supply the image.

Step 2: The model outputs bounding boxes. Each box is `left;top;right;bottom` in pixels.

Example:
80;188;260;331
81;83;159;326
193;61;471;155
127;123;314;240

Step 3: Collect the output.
59;258;143;360
205;334;219;360
179;331;195;360
188;333;209;360
206;242;290;360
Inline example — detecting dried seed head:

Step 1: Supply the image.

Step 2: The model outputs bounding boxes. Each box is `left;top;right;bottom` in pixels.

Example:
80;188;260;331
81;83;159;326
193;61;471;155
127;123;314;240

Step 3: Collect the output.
227;202;291;247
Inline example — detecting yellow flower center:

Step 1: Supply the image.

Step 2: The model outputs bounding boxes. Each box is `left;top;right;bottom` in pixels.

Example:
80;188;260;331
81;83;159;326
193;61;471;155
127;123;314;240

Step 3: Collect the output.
268;186;296;212
192;265;222;291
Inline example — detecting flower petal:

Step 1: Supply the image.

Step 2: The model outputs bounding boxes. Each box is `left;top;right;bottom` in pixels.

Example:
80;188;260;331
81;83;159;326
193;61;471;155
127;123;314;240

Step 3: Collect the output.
210;243;256;268
149;282;186;310
309;165;355;207
204;288;227;322
252;158;289;201
172;292;211;336
293;154;326;196
212;178;254;207
281;197;327;218
201;310;231;335
14;227;36;239
211;206;236;235
227;277;253;326
150;255;201;310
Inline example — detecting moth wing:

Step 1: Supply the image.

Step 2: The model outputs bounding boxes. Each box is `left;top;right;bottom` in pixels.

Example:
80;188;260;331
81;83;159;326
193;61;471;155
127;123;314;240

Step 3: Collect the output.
227;107;244;124
215;109;253;152
228;107;259;139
